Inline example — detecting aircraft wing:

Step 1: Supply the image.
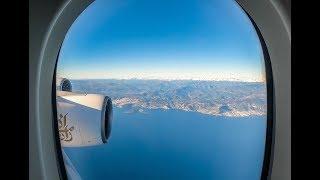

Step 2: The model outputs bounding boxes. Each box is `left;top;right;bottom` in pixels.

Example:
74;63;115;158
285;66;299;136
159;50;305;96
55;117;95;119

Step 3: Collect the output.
62;149;82;180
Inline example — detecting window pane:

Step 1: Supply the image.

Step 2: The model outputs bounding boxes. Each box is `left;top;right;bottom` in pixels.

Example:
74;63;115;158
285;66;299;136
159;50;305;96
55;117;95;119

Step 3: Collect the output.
56;0;269;179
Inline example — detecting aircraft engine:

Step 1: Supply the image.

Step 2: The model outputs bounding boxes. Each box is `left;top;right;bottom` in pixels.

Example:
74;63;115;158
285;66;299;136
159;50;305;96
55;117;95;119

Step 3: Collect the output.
56;80;113;147
57;78;72;92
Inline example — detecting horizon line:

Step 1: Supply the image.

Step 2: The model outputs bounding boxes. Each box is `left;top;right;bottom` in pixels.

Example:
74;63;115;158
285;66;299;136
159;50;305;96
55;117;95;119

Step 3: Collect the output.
63;77;265;83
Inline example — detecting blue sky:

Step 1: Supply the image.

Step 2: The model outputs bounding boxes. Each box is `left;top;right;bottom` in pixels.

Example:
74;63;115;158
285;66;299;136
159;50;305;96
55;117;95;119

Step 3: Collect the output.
57;0;265;82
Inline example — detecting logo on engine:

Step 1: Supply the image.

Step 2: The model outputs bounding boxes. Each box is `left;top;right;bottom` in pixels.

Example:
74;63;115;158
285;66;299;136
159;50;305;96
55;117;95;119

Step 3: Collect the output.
58;113;74;142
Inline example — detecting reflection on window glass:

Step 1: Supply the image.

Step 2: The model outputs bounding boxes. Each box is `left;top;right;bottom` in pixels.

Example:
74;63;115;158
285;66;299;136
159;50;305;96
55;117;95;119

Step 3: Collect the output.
56;0;268;179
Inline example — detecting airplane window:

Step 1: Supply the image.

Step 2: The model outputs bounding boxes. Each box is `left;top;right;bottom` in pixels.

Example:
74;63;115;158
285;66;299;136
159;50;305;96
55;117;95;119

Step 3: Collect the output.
55;0;271;179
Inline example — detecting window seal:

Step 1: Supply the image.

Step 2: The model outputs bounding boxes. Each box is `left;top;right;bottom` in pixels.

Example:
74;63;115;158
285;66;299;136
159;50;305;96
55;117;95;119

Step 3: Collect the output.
52;47;69;180
236;2;276;179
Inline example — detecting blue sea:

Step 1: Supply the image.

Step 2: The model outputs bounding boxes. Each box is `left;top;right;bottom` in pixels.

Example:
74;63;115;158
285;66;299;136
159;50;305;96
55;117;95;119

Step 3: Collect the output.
64;107;266;180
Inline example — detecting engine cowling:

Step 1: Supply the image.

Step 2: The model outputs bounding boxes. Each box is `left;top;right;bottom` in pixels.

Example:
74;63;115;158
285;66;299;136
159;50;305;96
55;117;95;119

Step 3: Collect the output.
56;78;72;92
56;79;113;147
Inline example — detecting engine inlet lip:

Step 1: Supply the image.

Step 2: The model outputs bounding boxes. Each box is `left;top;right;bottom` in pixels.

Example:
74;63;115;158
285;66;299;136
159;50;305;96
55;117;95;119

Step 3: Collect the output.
101;96;113;143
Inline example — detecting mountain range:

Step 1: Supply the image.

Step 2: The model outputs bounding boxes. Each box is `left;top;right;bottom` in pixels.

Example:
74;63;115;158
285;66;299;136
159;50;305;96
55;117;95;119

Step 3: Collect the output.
70;79;267;117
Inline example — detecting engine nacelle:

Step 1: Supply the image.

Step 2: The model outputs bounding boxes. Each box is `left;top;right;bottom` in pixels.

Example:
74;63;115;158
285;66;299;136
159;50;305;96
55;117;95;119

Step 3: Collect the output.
56;78;72;92
56;79;113;147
